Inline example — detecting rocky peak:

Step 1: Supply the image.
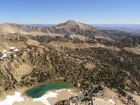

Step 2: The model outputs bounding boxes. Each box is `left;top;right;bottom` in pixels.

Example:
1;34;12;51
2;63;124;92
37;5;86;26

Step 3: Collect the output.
66;20;78;24
65;20;79;27
55;20;96;31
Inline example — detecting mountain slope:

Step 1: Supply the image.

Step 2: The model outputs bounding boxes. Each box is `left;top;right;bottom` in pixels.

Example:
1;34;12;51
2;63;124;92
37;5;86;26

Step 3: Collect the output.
0;21;140;105
0;33;140;93
0;23;23;34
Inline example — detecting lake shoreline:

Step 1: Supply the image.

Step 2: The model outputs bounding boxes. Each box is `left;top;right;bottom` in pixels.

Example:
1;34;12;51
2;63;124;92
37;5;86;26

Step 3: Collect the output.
0;81;73;100
0;88;79;105
0;82;79;105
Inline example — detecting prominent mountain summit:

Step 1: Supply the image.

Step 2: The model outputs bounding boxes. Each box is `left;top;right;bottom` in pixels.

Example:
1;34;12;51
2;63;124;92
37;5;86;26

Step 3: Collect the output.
50;20;112;41
55;20;95;30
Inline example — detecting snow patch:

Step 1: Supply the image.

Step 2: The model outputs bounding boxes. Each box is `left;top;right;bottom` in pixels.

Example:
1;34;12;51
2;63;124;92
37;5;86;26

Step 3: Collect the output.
14;54;16;57
14;48;19;51
56;89;66;92
2;53;7;58
9;46;19;51
0;92;24;105
33;91;58;105
2;50;7;54
0;50;7;59
109;99;115;104
68;89;71;92
9;47;16;49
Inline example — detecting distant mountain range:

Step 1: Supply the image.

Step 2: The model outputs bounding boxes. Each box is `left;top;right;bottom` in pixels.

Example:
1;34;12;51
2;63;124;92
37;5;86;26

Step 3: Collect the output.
21;23;140;35
0;20;113;42
1;20;139;43
91;24;140;35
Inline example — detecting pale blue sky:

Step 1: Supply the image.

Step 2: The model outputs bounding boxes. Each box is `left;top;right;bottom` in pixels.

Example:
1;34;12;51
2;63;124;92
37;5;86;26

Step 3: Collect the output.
0;0;140;24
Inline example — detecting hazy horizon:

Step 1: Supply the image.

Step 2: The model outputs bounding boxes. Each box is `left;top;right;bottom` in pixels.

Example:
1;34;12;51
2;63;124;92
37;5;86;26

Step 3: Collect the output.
1;22;140;25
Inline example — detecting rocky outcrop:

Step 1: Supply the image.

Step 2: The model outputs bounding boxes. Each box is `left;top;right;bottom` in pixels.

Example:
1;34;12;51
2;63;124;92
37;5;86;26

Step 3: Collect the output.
55;85;140;105
55;85;104;105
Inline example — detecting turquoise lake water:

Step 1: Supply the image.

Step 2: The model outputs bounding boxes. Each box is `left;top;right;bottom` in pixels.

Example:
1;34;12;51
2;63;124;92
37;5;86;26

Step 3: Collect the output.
26;82;73;98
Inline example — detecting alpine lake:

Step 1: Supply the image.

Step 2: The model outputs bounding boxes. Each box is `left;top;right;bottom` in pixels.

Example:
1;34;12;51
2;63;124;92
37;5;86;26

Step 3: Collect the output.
26;82;73;98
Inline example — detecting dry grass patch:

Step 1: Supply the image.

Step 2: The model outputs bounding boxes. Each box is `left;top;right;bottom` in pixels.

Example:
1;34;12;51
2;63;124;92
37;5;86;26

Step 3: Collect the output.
12;63;32;82
124;47;140;55
26;39;40;45
85;63;96;70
